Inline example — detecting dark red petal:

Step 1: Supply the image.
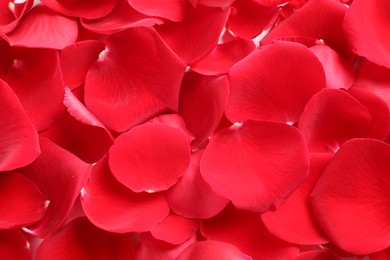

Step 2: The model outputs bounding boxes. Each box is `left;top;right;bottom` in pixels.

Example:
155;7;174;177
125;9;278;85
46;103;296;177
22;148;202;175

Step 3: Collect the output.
292;250;340;260
150;213;198;245
0;0;33;34
0;229;31;260
81;0;163;35
18;138;91;238
261;153;331;245
262;0;354;62
156;5;230;64
177;241;251;260
0;40;13;78
343;0;390;68
165;150;229;219
5;5;78;49
189;0;236;8
309;45;356;90
191;38;255;75
0;79;40;172
371;247;390;260
226;41;325;124
5;48;65;131
311;139;390;254
0;172;47;229
84;26;185;132
40;0;118;19
298;89;372;153
128;0;187;21
179;72;229;148
227;0;278;39
60;41;105;89
200;120;309;212
109;123;191;192
200;204;299;259
81;156;170;233
35;217;136;260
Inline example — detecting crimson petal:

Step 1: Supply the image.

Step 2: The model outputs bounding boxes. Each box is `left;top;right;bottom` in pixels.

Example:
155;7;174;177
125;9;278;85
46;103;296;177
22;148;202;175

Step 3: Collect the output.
311;138;390;254
188;0;236;8
0;0;33;34
0;229;31;259
226;41;325;124
35;217;136;260
200;120;309;212
0;79;39;172
81;156;170;233
128;0;187;22
293;250;340;260
84;26;185;132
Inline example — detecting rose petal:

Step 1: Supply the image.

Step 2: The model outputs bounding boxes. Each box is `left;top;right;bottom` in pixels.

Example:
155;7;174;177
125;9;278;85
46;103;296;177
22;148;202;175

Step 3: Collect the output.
0;79;40;172
84;26;185;132
128;0;187;21
188;0;236;8
0;172;47;229
298;89;372;153
311;138;390;254
0;229;31;260
200;120;309;212
35;217;136;260
109;123;191;192
292;249;340;260
226;41;325;124
0;0;33;34
81;156;170;233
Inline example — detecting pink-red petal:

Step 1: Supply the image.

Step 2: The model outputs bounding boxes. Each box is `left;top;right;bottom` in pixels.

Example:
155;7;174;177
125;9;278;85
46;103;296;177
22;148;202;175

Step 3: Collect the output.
0;229;31;260
0;0;33;34
128;0;187;22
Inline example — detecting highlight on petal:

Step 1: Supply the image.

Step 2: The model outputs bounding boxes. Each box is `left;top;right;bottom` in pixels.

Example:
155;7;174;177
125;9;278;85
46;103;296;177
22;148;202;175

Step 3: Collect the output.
128;0;187;22
176;241;251;260
226;41;325;124
179;72;229;148
200;120;309;212
298;89;372;153
311;138;390;254
81;156;170;233
84;26;186;132
156;5;230;64
109;123;191;192
5;5;78;49
0;229;31;260
343;0;390;68
0;79;40;172
18;138;91;238
35;217;136;260
166;150;229;219
0;172;47;229
0;0;33;34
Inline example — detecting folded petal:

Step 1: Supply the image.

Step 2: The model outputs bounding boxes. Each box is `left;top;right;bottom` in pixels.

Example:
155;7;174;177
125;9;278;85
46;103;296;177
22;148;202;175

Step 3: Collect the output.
128;0;187;22
200;120;309;212
81;156;170;233
35;217;136;260
109;123;191;192
311;138;390;254
84;26;185;132
293;249;340;260
0;79;40;171
226;41;325;124
0;229;31;260
0;0;33;34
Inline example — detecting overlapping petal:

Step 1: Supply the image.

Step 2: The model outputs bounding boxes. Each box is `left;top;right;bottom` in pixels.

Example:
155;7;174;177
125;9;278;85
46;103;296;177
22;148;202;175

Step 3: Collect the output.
188;0;236;8
293;249;340;260
200;120;309;212
0;0;33;34
0;229;31;260
128;0;187;22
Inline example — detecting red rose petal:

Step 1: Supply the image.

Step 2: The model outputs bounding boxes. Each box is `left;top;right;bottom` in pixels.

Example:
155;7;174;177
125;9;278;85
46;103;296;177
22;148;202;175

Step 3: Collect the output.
0;79;40;172
165;150;229;219
226;41;325;124
35;217;136;260
293;249;340;260
191;38;255;75
0;172;47;229
200;120;309;212
0;0;33;34
188;0;236;8
0;40;13;78
200;204;299;259
109;123;191;192
298;89;372;153
311;138;390;254
179;72;229;148
371;248;390;260
84;26;185;132
176;241;251;260
18;138;91;238
261;153;331;245
40;0;118;19
343;0;390;68
128;0;187;22
81;156;170;233
156;5;230;64
0;229;31;260
6;5;78;49
150;213;198;245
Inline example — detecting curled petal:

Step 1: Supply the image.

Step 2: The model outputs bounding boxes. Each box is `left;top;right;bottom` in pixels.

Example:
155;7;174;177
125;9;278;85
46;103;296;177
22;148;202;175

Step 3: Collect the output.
128;0;187;22
200;120;309;212
0;0;33;34
0;229;31;260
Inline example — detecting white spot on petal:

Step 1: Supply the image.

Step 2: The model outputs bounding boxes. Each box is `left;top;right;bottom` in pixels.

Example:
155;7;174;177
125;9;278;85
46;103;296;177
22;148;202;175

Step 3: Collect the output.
146;189;154;193
80;187;86;197
22;227;35;235
44;200;50;208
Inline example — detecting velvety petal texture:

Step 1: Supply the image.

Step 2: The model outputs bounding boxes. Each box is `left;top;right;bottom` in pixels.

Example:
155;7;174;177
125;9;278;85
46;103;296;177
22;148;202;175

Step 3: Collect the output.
200;120;309;212
128;0;187;21
0;229;31;260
